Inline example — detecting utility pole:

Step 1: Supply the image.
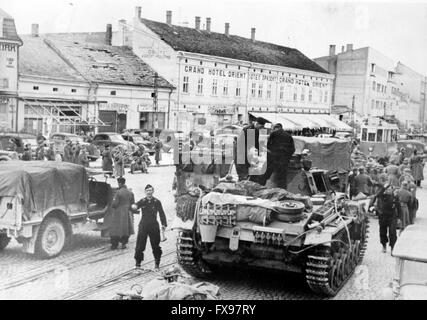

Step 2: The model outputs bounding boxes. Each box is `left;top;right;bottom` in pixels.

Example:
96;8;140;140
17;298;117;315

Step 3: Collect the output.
152;72;159;139
352;95;356;137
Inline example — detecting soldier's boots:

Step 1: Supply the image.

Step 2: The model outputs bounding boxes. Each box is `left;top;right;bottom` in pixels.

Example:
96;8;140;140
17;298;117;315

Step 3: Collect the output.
154;260;160;270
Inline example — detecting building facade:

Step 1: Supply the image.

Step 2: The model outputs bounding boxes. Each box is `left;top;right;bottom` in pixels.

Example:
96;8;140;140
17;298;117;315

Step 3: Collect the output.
0;9;22;132
115;7;334;133
15;24;173;136
315;45;425;129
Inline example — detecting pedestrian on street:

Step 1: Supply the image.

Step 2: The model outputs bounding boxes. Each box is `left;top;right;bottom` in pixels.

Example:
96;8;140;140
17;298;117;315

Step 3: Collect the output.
102;145;113;177
63;139;73;163
410;149;424;187
389;150;401;166
398;158;410;176
377;165;388;186
133;184;167;270
354;167;373;196
396;181;413;230
35;142;46;160
261;123;295;188
113;148;125;178
154;139;163;165
386;164;400;188
372;183;398;253
402;172;418;224
109;177;135;250
78;147;90;167
45;142;56;161
21;144;32;161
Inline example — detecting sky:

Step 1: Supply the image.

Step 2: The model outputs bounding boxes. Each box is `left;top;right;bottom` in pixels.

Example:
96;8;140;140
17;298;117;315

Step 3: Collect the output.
2;0;427;75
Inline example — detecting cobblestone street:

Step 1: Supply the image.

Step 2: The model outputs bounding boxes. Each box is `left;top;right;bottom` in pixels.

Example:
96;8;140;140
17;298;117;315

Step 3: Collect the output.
1;161;426;300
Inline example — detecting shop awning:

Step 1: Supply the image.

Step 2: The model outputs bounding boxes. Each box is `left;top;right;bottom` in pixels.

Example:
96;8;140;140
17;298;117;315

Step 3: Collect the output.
249;112;353;131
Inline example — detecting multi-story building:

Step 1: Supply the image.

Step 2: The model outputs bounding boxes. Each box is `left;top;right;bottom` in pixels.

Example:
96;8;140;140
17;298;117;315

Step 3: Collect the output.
315;45;425;129
115;7;336;133
16;23;173;136
0;9;22;132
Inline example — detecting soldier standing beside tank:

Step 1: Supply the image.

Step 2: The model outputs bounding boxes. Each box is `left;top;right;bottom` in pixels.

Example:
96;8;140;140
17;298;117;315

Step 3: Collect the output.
133;184;167;270
261;123;295;188
372;183;398;253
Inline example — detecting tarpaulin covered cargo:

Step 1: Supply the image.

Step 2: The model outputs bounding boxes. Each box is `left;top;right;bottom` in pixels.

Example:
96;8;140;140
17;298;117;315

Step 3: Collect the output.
293;136;351;171
0;161;89;221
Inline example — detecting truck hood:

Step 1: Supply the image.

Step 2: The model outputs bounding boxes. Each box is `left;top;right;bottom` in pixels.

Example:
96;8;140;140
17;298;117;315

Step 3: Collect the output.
399;284;427;300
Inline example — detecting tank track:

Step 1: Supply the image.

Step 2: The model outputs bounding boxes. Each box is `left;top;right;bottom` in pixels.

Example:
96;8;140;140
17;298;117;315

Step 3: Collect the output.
176;230;211;278
305;216;369;297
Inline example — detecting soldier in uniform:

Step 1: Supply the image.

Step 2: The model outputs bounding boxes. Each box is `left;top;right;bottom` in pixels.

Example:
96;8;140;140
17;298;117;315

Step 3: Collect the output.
372;183;398;253
63;139;73;162
109;177;135;250
396;181;413;230
133;184;167;270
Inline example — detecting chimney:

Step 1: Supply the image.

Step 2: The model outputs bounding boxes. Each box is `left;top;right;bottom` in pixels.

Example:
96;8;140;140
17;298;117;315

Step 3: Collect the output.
251;27;256;42
341;45;345;53
346;43;353;51
329;44;336;56
195;16;201;30
166;10;172;25
225;23;230;37
105;24;112;45
206;17;211;32
135;6;141;19
31;23;39;37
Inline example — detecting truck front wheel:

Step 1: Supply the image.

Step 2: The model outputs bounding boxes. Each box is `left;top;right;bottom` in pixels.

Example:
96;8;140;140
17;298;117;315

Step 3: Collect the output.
35;217;66;259
0;234;11;251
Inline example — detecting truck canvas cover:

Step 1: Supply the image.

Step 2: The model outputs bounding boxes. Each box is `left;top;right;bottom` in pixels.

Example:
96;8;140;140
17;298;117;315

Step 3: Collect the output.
293;136;351;171
0;161;89;221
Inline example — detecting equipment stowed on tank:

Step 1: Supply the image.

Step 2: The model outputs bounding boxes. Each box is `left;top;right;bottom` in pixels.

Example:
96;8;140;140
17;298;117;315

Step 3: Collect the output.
172;135;368;297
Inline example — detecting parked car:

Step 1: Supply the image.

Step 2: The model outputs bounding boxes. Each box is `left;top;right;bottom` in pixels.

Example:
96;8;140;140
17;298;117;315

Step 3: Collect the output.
383;225;427;300
50;132;100;161
0;162;115;258
122;133;155;155
0;133;38;159
92;132;137;166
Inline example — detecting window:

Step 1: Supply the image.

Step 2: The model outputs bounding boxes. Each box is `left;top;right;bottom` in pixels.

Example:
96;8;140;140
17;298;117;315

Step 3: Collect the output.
362;128;367;141
212;79;218;95
33;86;39;90
235;81;241;97
377;129;383;142
279;86;284;100
371;63;376;73
2;79;8;89
372;81;376;91
371;100;375;109
183;76;189;93
368;132;376;142
258;84;263;98
376;101;379;109
223;80;228;96
71;89;77;93
308;89;312;102
53;87;58;92
267;84;272;99
301;87;305;101
324;91;328;103
377;83;381;92
293;87;298;101
197;78;204;94
110;90;116;96
251;83;256;97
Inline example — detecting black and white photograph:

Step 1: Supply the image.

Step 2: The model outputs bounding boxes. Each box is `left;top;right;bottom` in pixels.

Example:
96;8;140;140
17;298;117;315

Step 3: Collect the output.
0;0;427;304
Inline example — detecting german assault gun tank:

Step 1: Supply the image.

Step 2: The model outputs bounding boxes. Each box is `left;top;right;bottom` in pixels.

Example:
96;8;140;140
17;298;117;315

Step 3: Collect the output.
172;137;368;296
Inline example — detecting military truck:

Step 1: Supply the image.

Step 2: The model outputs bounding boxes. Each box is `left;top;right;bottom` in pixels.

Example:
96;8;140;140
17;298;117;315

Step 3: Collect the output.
0;161;115;258
172;136;369;296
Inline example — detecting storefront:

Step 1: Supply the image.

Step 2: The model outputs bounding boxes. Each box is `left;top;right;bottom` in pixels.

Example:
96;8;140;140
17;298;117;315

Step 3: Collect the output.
98;102;129;133
137;104;167;133
0;94;17;132
208;106;237;129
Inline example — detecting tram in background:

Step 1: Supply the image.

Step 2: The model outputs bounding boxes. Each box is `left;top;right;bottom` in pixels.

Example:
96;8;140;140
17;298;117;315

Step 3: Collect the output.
407;133;427;144
359;117;399;158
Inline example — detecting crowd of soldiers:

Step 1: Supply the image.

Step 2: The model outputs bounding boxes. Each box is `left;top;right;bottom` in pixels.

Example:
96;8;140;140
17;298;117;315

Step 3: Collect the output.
349;146;423;253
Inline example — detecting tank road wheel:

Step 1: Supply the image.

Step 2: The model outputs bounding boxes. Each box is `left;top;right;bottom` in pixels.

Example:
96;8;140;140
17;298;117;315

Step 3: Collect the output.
176;231;211;279
305;244;355;297
0;234;11;251
35;217;66;259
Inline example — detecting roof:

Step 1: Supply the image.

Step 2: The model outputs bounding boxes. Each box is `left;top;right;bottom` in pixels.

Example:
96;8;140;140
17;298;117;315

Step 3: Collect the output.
19;35;85;81
392;225;427;262
43;34;173;88
0;133;37;139
0;9;22;43
140;18;328;74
